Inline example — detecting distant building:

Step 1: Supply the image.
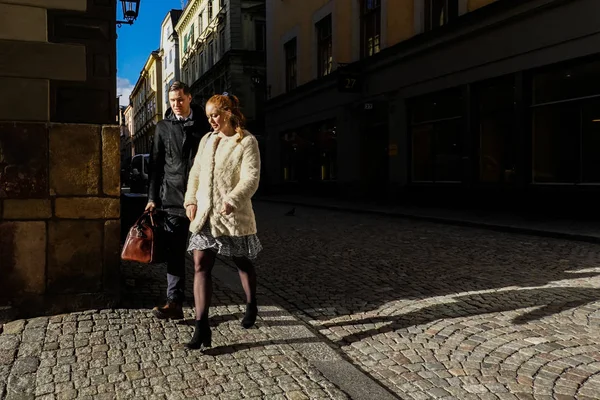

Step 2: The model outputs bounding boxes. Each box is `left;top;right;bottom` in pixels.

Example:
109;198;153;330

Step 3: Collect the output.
160;9;183;114
175;0;266;134
130;51;163;155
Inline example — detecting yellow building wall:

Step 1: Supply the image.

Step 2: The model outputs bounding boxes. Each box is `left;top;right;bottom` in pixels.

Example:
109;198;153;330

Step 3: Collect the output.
269;0;500;97
148;60;157;93
333;1;352;65
468;0;498;12
386;0;415;47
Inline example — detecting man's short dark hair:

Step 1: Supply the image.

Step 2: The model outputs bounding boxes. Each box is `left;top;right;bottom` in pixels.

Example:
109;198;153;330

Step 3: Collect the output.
169;81;191;95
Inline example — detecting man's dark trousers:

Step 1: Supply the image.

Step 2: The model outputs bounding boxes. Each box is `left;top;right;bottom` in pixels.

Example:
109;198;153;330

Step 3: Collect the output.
164;212;190;305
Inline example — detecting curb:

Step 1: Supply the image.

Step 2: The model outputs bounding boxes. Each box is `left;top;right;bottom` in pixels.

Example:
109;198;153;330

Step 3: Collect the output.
255;198;600;245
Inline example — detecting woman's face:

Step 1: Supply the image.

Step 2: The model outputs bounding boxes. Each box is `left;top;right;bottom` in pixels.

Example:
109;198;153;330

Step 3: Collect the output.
206;103;225;132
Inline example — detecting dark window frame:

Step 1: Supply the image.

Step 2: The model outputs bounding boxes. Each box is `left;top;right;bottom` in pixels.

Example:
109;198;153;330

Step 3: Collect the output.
360;0;381;58
284;37;297;92
255;20;266;52
316;14;332;77
425;0;459;32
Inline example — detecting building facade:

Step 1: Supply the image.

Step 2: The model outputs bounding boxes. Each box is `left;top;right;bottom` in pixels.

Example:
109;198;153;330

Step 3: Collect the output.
265;0;600;212
160;9;183;114
130;50;163;155
175;0;266;134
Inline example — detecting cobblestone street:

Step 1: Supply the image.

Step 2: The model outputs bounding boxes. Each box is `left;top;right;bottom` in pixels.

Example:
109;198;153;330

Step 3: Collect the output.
3;202;600;399
0;257;356;399
252;202;600;400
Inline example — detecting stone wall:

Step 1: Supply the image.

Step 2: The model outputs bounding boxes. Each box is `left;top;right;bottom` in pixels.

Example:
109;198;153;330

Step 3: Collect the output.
0;123;121;315
0;0;120;317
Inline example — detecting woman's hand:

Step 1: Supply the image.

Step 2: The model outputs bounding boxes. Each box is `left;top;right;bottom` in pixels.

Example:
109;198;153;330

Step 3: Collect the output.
220;202;234;216
186;204;197;221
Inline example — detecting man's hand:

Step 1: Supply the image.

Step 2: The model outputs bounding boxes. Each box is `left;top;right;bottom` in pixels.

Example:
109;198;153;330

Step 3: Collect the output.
220;202;234;216
145;201;156;212
186;204;197;221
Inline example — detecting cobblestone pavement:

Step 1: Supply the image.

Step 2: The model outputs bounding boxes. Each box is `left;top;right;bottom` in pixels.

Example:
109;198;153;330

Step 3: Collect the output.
253;202;600;400
0;261;352;400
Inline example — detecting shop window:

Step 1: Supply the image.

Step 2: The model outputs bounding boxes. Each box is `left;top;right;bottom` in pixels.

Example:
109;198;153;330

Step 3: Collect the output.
425;0;458;32
280;120;337;183
360;0;380;58
473;76;516;184
531;58;600;184
316;14;332;77
410;88;463;182
533;58;600;105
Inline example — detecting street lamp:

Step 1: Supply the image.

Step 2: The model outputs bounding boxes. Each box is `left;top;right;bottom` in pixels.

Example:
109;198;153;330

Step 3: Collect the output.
117;0;140;27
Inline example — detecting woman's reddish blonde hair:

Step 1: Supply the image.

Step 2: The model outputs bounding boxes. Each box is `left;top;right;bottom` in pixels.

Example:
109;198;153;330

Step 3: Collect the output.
206;93;247;142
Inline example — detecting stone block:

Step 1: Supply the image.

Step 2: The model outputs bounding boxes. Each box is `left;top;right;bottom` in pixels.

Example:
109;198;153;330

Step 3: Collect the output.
48;220;103;294
0;39;86;81
1;0;87;11
0;221;46;296
54;197;119;219
3;199;51;219
103;220;121;294
49;124;100;195
0;122;48;198
0;3;47;42
102;126;120;196
0;78;49;121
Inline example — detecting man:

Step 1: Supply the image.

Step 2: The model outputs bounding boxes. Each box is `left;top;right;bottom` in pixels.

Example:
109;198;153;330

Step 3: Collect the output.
146;81;210;319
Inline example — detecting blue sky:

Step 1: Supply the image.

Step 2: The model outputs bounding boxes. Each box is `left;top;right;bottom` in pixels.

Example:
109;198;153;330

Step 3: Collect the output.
116;0;186;106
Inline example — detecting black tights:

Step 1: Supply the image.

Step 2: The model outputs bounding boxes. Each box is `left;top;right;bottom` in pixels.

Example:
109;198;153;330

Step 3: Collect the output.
192;250;257;321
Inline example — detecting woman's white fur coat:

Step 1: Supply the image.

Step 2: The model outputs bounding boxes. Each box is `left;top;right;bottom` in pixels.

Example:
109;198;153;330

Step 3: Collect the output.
184;130;260;237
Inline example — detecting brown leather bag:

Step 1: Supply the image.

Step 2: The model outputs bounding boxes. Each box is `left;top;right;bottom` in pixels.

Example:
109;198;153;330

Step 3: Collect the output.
121;210;165;264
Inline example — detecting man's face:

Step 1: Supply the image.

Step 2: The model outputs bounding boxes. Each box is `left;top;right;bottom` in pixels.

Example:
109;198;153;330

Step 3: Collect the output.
169;89;192;117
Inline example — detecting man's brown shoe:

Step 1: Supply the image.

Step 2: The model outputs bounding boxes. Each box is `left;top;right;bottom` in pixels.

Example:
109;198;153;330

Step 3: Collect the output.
152;302;184;320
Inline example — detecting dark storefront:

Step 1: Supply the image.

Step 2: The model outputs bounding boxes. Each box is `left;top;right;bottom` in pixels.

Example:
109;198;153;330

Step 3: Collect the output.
265;0;600;214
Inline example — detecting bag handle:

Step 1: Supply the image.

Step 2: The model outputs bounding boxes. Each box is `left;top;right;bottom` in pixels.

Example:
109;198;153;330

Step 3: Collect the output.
133;210;157;228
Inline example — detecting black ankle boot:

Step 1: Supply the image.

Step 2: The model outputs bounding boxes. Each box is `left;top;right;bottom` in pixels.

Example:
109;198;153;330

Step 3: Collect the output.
186;320;212;350
241;302;258;329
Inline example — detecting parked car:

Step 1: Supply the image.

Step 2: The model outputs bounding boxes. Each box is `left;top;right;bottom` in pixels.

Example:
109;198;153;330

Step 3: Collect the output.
129;154;150;195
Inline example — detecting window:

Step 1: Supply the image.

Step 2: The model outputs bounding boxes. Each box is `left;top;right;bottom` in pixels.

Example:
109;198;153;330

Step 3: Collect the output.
208;1;213;20
360;0;380;58
220;29;226;56
208;40;214;66
198;12;203;33
255;20;266;52
169;49;172;64
531;58;600;184
316;15;332;77
280;120;337;183
425;0;458;31
410;88;463;182
191;58;196;81
284;38;297;92
199;51;204;74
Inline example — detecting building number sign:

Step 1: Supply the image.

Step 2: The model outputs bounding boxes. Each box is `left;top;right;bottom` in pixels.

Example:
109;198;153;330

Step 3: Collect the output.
344;78;357;90
338;70;361;93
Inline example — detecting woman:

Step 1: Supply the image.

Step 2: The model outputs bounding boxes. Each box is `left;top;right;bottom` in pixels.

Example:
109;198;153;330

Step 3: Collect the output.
183;92;262;350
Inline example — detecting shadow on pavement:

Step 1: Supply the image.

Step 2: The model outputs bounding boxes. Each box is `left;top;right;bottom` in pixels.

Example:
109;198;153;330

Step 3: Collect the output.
318;286;600;346
252;202;600;327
